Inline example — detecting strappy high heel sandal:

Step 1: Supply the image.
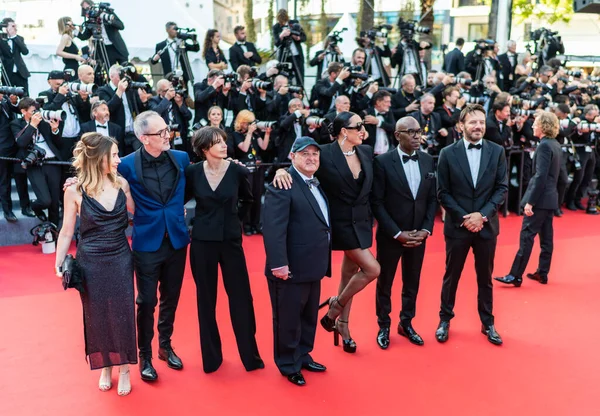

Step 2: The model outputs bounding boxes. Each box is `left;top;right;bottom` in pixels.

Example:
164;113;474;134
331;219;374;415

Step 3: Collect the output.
117;367;131;396
319;296;345;332
334;319;357;353
98;367;112;392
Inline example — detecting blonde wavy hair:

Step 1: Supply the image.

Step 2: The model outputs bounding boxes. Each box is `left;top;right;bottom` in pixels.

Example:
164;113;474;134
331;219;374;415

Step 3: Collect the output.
234;110;255;133
57;16;73;36
535;111;560;139
72;133;120;198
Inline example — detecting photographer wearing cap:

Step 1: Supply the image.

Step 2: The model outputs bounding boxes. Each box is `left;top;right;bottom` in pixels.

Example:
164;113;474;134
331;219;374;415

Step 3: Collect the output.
149;79;192;154
152;22;199;86
229;26;262;72
78;1;128;66
192;69;231;125
0;18;30;95
10;98;63;225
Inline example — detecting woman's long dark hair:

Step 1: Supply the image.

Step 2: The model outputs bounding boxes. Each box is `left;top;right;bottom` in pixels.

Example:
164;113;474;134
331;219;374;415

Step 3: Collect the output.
202;29;222;59
328;111;358;139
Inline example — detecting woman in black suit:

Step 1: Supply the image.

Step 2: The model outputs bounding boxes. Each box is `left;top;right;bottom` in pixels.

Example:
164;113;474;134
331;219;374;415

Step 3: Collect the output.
185;127;264;373
202;29;228;71
275;112;380;353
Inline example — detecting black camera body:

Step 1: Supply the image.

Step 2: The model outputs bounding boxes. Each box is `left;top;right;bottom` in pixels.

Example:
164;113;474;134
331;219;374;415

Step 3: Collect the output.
176;27;197;42
21;145;46;169
328;28;347;48
223;73;239;86
343;63;369;81
397;18;430;42
275;62;293;78
81;2;115;40
0;22;7;41
119;65;149;90
286;23;303;37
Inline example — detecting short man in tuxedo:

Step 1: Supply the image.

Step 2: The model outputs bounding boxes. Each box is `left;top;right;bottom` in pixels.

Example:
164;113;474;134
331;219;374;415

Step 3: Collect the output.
97;65;149;154
391;75;421;120
262;136;331;386
442;38;465;76
229;25;262;72
78;1;128;65
498;40;518;92
80;100;124;153
314;62;350;115
435;104;508;345
0;18;30;95
149;79;192;155
485;99;512;148
363;90;395;155
152;22;200;86
496;112;562;287
372;117;437;348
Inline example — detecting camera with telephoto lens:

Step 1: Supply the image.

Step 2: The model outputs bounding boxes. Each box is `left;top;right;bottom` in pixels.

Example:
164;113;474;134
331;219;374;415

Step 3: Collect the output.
253;120;277;131
36;109;67;122
251;79;273;91
588;76;600;83
305;116;327;128
0;22;7;41
559;119;572;129
397;18;430;42
67;82;97;94
288;86;303;94
454;77;472;87
82;2;115;40
274;62;293;78
328;28;347;48
176;27;197;42
343;63;369;81
565;70;582;78
362;24;393;42
577;122;600;134
21;145;46;169
0;86;25;97
119;66;149;90
461;93;486;104
511;108;536;117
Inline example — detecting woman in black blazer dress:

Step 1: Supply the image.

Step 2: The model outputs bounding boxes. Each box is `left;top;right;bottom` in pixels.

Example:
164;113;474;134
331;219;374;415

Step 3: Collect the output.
186;127;264;373
275;112;380;352
202;29;228;71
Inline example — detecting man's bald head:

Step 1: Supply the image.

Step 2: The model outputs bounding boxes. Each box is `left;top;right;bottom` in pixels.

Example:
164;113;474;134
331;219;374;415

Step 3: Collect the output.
396;116;420;132
78;64;95;84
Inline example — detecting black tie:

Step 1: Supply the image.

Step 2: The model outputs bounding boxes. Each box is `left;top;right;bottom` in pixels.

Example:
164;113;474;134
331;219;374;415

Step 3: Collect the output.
96;124;107;129
305;178;320;188
468;143;482;150
402;154;419;163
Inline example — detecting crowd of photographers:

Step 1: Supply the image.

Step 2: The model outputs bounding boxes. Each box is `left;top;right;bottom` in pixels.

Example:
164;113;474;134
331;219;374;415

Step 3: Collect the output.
1;2;600;232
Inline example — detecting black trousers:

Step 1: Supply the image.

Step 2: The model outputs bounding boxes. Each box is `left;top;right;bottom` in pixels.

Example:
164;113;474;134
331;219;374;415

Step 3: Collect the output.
133;236;187;358
243;169;263;229
566;150;595;203
440;234;497;326
26;163;61;226
509;208;554;279
376;236;426;328
190;239;262;373
0;160;29;212
557;151;570;206
267;278;320;376
106;44;128;67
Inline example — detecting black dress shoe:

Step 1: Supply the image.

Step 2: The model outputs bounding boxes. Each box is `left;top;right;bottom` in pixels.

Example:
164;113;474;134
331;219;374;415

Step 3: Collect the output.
554;208;563;217
494;274;522;287
3;210;17;223
566;201;578;211
33;208;47;222
575;200;586;210
21;206;36;217
243;225;254;236
302;361;326;372
286;372;306;386
481;325;503;345
158;347;183;370
526;272;548;284
398;324;424;346
376;327;390;349
435;321;450;343
140;357;158;381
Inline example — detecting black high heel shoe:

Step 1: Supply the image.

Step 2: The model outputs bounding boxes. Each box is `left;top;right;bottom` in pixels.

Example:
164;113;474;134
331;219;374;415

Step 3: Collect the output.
334;320;357;353
319;296;345;332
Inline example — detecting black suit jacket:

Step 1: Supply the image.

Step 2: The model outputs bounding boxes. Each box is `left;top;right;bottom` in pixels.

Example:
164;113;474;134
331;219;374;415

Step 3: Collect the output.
148;95;192;134
10;119;62;160
273;21;306;63
498;53;517;91
229;42;262;71
276;112;310;162
152;39;200;82
409;110;444;151
391;89;420;120
437;140;508;240
363;107;395;151
314;78;346;115
192;80;229;124
485;114;512;148
371;149;437;239
80;120;124;150
0;35;30;78
262;166;331;283
97;84;147;132
309;50;345;79
435;105;461;146
442;48;465;75
0;98;19;156
78;14;128;59
521;137;561;210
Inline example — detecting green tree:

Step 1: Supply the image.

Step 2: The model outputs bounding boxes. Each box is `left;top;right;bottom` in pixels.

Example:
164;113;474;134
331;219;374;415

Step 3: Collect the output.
357;0;374;35
244;0;256;42
268;0;275;50
319;0;329;42
512;0;574;25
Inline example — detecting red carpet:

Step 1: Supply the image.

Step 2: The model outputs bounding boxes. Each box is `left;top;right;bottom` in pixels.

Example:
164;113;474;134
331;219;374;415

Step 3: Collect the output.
1;211;599;416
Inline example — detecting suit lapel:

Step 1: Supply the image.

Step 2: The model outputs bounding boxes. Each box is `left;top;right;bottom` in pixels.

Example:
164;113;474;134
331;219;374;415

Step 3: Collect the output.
291;168;329;226
166;150;181;202
415;151;430;200
134;148;149;193
355;146;372;201
391;149;413;198
476;140;493;186
331;141;359;191
454;141;475;188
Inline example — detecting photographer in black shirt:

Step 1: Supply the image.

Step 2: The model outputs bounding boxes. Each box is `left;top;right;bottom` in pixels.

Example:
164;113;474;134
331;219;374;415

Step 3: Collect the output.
193;69;231;125
152;22;200;86
78;0;128;66
272;9;306;86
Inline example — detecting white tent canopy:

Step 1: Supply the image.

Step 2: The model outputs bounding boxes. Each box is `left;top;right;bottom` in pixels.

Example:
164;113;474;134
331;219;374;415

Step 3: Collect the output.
309;12;358;62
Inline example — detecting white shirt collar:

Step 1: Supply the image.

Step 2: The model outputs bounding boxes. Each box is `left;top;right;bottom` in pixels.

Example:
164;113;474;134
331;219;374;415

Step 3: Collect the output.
397;147;417;158
463;138;483;150
292;165;314;181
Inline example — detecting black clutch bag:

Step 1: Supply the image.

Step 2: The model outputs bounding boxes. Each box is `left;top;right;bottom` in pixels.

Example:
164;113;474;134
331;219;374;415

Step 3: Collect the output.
62;254;85;294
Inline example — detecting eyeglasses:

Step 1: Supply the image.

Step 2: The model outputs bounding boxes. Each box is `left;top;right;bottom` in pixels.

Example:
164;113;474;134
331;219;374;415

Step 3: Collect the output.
145;127;171;138
397;129;422;137
345;122;365;131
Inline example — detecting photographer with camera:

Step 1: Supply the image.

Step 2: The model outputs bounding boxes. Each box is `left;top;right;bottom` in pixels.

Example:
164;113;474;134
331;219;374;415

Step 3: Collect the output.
391;74;421;120
192;69;231;125
310;31;346;79
408;93;446;154
565;104;599;212
485;98;513;148
391;18;432;87
362;90;395;155
0;18;31;95
276;98;312;162
357;28;392;87
272;9;306;87
97;64;149;154
152;22;200;86
265;74;303;120
149;79;192;154
466;39;499;84
229;65;269;121
78;1;128;66
0;89;33;222
229;26;262;72
314;62;351;115
435;86;466;145
203;29;228;71
10;97;63;225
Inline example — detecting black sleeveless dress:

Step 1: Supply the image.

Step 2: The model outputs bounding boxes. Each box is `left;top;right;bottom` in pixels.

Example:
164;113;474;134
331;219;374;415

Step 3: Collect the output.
77;189;137;370
62;42;80;78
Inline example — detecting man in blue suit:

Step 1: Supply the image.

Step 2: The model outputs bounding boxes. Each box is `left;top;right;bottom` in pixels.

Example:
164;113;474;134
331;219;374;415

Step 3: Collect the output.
118;111;190;382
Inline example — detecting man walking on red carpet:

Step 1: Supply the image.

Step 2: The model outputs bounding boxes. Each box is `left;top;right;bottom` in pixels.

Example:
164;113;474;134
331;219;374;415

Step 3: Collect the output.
262;137;331;386
495;112;562;287
435;104;508;345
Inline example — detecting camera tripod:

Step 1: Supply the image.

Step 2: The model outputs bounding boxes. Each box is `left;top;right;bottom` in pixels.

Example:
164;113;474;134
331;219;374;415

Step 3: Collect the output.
0;61;12;87
88;28;112;85
392;40;425;89
270;40;308;107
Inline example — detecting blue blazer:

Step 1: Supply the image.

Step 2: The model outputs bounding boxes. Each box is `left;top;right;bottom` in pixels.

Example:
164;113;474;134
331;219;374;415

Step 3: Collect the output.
118;148;190;252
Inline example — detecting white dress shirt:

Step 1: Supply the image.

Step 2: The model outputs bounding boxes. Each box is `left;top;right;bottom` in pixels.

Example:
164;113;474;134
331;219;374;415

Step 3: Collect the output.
373;109;389;155
294;166;329;226
168;38;181;70
7;37;18;72
101;22;112;45
110;82;134;133
32;128;57;159
463;138;483;187
61;100;81;138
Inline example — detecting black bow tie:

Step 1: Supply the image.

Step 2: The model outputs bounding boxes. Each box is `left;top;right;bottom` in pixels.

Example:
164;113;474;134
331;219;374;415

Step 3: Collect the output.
468;143;482;150
96;124;107;129
402;154;419;163
305;178;320;188
376;112;387;117
238;42;246;46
